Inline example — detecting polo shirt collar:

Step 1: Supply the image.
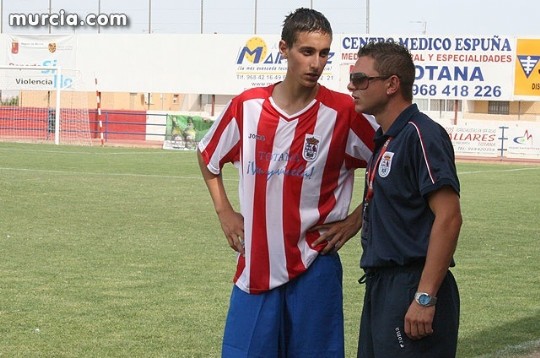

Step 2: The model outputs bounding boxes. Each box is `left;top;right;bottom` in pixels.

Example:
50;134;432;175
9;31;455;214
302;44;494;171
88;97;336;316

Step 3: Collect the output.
373;104;419;146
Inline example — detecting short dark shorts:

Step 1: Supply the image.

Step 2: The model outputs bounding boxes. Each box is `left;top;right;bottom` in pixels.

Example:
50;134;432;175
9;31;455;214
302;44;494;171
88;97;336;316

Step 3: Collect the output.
358;265;460;358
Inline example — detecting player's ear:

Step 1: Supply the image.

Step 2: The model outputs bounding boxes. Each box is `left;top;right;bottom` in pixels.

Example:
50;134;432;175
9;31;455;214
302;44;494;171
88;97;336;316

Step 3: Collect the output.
279;40;288;59
387;75;400;95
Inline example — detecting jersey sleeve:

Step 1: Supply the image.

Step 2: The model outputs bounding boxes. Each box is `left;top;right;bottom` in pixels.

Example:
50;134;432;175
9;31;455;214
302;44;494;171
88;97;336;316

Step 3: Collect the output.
197;99;242;174
345;110;377;169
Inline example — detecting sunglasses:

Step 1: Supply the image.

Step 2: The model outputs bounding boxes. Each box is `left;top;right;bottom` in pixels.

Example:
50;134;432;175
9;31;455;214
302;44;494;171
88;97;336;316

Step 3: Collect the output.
349;72;393;90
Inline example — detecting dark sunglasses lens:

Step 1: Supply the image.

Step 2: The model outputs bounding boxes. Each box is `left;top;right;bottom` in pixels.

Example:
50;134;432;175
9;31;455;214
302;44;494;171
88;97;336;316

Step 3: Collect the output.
350;73;367;88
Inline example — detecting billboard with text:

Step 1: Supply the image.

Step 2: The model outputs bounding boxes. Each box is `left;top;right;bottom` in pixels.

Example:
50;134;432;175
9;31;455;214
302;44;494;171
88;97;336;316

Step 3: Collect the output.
1;34;539;100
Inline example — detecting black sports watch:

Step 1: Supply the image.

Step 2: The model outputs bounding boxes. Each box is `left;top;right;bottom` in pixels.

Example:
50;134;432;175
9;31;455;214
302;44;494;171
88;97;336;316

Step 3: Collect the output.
414;292;437;307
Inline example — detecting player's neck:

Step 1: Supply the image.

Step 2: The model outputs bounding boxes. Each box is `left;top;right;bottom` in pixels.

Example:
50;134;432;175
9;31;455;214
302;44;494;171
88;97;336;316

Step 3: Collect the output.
272;81;319;116
378;100;411;133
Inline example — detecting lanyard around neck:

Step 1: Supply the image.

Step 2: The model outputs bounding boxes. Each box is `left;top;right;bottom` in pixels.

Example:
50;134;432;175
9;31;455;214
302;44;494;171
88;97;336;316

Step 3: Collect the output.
365;137;392;203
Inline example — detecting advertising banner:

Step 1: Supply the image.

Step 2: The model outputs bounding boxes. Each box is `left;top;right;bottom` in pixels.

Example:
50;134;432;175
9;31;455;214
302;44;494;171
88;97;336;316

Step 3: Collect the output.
339;36;518;100
501;123;540;159
233;35;340;91
514;38;540;100
445;123;500;157
4;34;77;90
444;121;540;159
162;114;213;150
2;33;538;101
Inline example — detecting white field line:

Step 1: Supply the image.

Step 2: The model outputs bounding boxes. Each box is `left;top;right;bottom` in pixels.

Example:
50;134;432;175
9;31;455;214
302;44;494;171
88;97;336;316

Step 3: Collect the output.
1;166;537;181
0;166;237;182
0;167;203;180
474;338;540;358
458;167;540;175
0;148;181;156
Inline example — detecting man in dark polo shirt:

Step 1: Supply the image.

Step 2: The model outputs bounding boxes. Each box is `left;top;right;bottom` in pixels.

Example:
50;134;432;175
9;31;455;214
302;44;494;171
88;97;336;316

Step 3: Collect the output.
348;42;463;357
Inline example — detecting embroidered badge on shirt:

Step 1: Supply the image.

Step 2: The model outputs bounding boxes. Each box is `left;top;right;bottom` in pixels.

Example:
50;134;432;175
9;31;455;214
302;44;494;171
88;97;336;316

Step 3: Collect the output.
303;134;320;161
378;152;394;178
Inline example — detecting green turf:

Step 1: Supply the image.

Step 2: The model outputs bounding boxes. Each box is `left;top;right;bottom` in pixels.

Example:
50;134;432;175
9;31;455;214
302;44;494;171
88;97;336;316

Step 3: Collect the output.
0;142;539;357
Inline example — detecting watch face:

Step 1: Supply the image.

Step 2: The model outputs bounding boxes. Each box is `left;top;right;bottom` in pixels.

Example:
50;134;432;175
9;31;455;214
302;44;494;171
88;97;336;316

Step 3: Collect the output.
418;294;431;305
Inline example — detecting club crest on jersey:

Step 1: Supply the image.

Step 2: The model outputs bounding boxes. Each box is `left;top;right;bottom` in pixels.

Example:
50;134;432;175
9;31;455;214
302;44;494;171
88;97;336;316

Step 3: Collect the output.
378;152;394;178
303;134;320;161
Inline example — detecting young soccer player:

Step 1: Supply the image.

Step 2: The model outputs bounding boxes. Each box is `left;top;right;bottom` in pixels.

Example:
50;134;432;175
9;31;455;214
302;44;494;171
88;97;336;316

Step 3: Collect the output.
198;8;376;357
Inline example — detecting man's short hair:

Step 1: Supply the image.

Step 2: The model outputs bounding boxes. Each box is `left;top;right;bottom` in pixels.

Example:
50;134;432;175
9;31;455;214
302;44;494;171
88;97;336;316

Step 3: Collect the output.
281;8;332;48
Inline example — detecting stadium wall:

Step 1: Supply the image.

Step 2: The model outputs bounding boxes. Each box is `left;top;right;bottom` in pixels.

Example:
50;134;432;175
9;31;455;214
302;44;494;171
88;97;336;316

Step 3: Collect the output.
85;108;540;160
1;34;539;158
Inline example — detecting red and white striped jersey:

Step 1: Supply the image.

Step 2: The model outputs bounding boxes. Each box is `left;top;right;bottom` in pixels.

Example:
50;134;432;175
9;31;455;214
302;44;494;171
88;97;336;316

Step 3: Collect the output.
198;84;376;294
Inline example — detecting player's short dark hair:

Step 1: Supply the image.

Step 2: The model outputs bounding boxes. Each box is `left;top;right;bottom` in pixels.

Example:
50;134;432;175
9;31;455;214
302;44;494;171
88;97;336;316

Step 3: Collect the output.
281;8;332;48
357;42;416;101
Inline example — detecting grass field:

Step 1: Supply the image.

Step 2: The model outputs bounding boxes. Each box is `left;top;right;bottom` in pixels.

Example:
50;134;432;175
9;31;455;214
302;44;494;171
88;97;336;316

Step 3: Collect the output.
1;142;539;357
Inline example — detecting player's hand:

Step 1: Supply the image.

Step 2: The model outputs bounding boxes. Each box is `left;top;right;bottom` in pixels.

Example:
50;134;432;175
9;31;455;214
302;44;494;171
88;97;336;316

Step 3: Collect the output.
217;209;245;256
310;213;361;255
404;302;436;340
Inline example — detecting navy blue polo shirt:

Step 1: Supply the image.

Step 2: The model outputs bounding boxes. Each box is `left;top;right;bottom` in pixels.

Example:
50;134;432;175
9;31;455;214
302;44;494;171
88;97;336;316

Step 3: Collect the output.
360;104;460;269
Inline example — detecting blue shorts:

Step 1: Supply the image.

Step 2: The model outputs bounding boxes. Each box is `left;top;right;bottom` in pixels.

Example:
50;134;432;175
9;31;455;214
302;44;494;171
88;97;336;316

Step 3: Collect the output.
222;253;345;358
